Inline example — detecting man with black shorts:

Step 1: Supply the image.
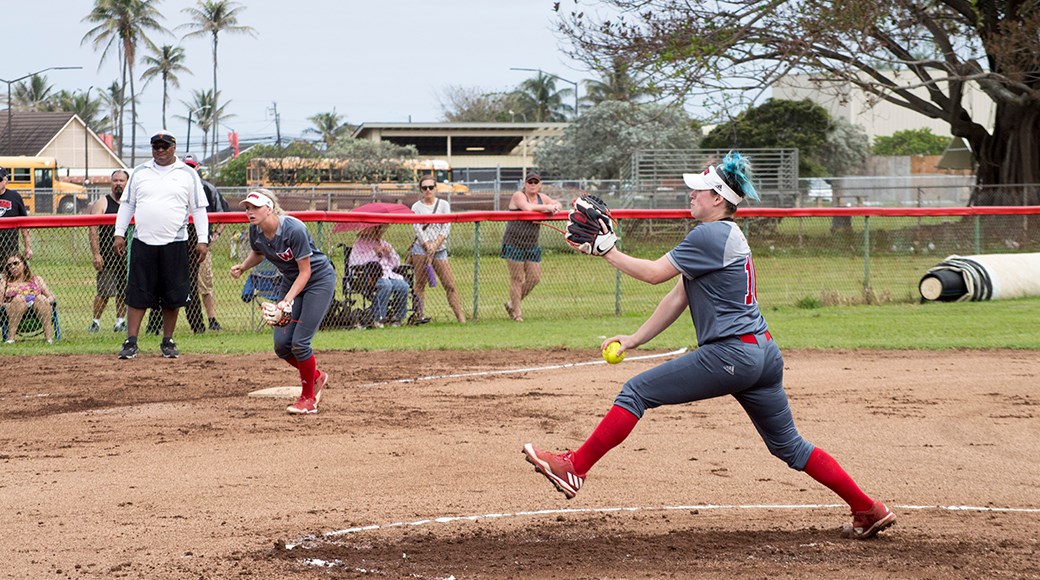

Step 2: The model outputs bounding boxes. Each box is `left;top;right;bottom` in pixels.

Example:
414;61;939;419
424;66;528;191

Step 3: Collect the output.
113;130;209;359
88;170;129;333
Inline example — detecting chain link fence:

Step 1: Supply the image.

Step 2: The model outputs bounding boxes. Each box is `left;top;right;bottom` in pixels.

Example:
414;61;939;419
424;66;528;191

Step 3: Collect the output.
1;207;1038;342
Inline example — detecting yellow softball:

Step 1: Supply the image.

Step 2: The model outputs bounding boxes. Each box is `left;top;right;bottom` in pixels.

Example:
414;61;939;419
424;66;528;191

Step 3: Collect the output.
602;341;625;364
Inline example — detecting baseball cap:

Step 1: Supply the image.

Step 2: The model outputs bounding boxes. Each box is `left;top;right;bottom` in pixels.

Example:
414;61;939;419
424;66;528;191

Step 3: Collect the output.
683;165;743;205
240;191;274;209
150;130;176;145
182;153;200;168
525;172;541;183
0;167;8;180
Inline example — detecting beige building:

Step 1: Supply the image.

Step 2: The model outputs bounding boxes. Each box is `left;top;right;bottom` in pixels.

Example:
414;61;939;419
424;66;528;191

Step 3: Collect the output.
773;71;995;142
352;122;567;182
0;111;126;185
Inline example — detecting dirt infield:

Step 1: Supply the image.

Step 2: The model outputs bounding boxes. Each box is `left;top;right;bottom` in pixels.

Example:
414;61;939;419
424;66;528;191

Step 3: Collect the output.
1;348;1038;579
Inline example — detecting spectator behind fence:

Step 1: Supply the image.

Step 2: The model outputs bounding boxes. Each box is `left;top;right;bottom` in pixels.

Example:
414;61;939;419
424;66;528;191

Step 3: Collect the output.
0;168;32;262
113;130;209;360
1;253;56;344
349;223;409;328
500;171;562;322
88;170;129;333
410;175;464;323
184;154;229;332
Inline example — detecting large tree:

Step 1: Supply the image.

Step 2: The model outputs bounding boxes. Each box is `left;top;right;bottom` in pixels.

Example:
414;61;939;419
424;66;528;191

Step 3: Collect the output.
180;0;257;174
438;86;525;122
557;0;1040;204
41;90;111;131
82;0;165;164
536;100;702;179
514;72;571;122
141;44;190;129
177;89;232;160
10;74;54;110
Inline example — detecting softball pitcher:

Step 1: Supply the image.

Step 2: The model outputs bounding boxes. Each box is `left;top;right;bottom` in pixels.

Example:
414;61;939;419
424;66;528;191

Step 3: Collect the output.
230;190;335;415
524;152;896;540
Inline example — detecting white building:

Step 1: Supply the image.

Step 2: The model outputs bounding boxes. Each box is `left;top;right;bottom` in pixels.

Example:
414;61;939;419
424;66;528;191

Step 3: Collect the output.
773;71;995;142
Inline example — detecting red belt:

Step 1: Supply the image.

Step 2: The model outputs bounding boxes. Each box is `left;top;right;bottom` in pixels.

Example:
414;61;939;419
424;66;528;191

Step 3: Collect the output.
739;331;772;345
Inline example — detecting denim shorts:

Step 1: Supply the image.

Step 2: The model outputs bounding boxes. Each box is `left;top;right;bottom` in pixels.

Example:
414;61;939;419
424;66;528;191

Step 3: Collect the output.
500;244;542;263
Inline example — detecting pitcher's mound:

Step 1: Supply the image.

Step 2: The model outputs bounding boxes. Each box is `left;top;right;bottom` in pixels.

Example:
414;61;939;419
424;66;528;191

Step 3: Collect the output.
248;386;302;399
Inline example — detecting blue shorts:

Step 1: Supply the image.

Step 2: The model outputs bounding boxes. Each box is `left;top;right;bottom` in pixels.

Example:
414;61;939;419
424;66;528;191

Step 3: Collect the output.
500;244;541;263
410;242;448;261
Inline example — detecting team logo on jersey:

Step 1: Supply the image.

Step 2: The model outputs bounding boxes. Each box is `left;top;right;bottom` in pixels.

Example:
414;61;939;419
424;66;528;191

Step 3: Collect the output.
276;247;295;261
0;199;11;217
723;365;735;375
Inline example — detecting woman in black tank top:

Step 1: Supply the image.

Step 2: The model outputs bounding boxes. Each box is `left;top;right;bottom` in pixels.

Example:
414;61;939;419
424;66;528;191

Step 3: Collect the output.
499;172;562;321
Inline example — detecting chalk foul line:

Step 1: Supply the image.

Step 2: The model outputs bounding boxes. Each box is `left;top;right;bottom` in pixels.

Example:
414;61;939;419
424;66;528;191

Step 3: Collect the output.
356;347;689;388
286;502;1040;550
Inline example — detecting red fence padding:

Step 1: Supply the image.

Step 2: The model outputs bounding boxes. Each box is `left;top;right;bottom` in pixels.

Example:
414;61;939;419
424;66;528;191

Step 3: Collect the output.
3;206;1040;229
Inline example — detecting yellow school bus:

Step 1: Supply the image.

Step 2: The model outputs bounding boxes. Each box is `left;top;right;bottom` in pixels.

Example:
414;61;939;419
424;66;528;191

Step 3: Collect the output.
0;156;88;214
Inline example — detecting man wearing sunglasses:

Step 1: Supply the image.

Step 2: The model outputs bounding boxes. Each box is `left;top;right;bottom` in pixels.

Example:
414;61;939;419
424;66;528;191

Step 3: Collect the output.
112;130;209;360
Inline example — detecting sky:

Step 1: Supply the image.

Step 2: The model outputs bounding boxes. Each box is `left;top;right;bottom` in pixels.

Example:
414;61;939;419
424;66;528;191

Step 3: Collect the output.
5;0;589;154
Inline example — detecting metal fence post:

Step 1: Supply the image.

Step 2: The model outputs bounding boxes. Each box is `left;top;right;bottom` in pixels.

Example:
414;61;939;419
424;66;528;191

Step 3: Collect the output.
863;215;871;290
615;219;622;316
974;214;981;254
472;220;481;321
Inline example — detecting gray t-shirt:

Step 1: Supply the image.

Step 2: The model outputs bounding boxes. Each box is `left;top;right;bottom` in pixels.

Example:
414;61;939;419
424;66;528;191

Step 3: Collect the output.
666;219;769;346
249;215;332;282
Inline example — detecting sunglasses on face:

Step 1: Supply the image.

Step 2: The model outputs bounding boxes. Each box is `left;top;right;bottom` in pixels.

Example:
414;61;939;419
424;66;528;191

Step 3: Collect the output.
6;261;21;267
420;185;436;191
151;143;171;150
526;179;540;185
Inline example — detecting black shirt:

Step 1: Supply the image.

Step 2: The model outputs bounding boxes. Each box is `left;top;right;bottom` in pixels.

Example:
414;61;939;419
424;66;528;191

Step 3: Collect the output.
0;189;29;259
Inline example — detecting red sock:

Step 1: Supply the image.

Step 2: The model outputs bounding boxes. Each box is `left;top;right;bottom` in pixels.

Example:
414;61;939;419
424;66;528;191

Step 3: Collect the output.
297;356;317;399
571;405;639;475
803;447;874;512
284;357;299;369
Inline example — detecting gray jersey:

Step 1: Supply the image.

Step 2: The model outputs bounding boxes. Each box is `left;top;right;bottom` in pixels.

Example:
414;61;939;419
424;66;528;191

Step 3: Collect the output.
249;215;333;283
666;219;768;346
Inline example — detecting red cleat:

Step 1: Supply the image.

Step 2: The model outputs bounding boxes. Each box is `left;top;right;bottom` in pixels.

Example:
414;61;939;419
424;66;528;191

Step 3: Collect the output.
286;396;317;415
842;501;896;539
522;443;584;499
314;370;329;404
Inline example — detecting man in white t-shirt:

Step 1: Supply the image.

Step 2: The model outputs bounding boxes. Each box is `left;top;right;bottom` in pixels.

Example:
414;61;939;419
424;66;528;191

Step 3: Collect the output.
113;130;209;360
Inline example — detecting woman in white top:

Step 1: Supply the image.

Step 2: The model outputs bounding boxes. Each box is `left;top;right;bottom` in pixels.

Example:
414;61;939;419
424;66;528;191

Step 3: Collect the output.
410;175;465;323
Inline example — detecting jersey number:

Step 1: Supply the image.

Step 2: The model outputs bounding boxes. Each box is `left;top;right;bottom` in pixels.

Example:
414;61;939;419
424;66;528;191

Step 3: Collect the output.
744;256;758;305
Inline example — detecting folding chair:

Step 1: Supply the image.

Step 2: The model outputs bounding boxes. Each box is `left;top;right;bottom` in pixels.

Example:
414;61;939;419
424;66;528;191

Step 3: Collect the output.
340;244;381;328
1;300;62;342
240;260;282;330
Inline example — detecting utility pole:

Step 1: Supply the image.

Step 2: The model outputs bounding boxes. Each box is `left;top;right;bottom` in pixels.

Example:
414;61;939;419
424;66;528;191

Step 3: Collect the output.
269;102;282;147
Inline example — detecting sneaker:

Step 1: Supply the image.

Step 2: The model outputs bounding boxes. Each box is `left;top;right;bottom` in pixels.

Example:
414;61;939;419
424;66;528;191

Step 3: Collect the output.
314;370;329;404
286;396;318;415
522;443;584;499
160;338;179;359
208;318;223;331
113;320;127;333
118;339;138;359
842;501;896;539
370;321;384;329
88;321;101;333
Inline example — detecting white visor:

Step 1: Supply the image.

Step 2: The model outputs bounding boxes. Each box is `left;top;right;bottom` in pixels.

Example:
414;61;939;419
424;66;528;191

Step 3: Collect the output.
240;191;274;209
682;165;743;205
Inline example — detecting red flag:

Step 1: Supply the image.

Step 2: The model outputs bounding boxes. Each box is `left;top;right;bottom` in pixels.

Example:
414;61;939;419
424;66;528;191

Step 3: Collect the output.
228;131;240;157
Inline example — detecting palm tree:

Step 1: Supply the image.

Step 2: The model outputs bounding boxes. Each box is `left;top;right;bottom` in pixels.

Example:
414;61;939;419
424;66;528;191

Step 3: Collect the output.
141;44;190;129
179;1;256;172
99;81;128;143
82;0;166;164
41;90;111;131
10;74;54;111
177;89;233;160
305;110;350;149
582;56;650;107
515;72;569;122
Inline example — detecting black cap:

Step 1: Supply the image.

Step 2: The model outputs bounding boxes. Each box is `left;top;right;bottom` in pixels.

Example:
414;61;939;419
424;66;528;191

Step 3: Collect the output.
0;167;8;180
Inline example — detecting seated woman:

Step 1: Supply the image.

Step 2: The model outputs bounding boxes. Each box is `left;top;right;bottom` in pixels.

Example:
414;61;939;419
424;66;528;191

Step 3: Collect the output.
1;254;56;344
348;224;409;327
